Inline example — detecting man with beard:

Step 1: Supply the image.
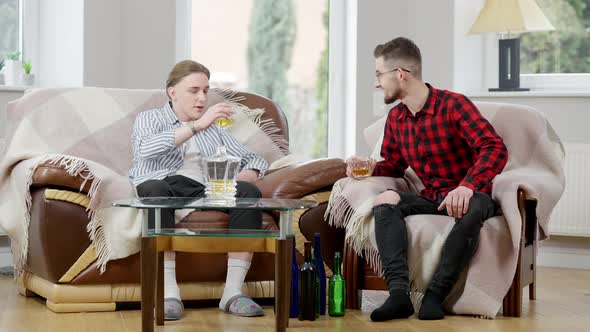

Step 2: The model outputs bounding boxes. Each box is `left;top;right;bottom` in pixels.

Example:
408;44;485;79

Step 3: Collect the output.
345;37;508;321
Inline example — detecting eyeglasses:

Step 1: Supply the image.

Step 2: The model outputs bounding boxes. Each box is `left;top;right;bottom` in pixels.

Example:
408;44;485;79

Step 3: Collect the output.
375;67;412;80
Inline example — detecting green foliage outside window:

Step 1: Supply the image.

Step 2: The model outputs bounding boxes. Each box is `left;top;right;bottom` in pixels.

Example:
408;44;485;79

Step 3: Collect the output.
312;0;329;158
247;0;297;113
0;0;19;57
520;0;590;74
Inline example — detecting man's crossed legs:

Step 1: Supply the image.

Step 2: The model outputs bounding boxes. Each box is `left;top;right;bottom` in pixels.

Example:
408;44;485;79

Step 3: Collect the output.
370;190;495;321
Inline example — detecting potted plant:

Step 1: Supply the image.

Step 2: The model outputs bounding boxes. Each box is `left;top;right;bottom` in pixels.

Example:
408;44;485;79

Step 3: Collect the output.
4;51;23;86
0;59;5;85
22;61;34;86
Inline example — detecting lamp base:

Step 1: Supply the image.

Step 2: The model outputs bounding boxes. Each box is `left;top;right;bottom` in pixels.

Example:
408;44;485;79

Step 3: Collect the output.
497;38;526;91
488;87;530;92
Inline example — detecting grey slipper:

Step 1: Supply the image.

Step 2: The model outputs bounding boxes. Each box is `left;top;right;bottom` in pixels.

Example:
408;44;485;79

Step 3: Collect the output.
164;297;184;321
224;294;265;317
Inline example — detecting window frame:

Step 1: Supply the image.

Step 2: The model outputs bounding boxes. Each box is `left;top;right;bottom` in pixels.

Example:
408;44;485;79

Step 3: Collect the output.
1;0;39;85
0;0;23;58
22;0;39;74
327;0;356;159
175;0;191;62
520;73;590;91
481;33;590;92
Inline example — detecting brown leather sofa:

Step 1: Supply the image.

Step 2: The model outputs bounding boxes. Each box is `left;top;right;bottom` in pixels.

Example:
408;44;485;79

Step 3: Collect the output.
17;89;347;313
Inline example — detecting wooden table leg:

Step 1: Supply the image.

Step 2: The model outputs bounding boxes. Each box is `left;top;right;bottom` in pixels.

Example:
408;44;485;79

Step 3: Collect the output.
275;236;292;332
156;251;164;325
141;237;157;332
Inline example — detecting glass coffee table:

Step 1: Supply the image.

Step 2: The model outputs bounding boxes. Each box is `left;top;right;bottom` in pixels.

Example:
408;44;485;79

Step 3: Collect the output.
112;197;318;332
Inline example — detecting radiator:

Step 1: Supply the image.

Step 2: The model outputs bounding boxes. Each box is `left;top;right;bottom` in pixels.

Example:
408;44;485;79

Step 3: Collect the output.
549;143;590;237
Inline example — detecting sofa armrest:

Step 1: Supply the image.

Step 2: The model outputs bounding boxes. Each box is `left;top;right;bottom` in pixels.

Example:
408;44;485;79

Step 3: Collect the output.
32;161;95;193
256;158;346;199
26;188;93;283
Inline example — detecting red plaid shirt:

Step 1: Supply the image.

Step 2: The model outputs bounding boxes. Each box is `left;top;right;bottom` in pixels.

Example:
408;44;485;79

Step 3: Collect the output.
373;84;508;200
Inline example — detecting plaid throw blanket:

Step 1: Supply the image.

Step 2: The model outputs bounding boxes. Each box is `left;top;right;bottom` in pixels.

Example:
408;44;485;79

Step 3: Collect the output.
325;102;565;318
0;87;288;274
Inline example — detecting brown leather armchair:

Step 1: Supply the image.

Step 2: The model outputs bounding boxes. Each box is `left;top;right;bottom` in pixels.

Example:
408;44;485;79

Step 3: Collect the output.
18;90;347;313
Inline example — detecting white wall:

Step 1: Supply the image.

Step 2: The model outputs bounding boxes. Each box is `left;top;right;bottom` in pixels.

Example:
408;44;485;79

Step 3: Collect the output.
0;236;10;268
469;95;590;143
537;236;590;270
38;0;176;89
38;0;85;87
407;0;455;89
453;0;486;92
0;90;24;149
83;0;122;88
119;0;176;89
352;0;404;155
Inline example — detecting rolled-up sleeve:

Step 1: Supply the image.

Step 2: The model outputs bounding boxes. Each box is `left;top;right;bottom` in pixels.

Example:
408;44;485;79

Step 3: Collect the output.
132;112;176;161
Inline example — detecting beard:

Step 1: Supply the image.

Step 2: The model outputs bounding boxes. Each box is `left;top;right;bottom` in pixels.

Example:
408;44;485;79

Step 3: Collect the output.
383;88;401;104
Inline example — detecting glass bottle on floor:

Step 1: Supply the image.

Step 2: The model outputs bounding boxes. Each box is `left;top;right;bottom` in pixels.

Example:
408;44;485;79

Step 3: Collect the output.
313;233;327;315
329;251;345;317
298;241;317;321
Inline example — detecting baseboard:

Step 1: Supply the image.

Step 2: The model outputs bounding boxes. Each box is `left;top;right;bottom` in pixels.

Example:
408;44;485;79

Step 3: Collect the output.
538;236;590;270
2;236;588;270
0;244;12;267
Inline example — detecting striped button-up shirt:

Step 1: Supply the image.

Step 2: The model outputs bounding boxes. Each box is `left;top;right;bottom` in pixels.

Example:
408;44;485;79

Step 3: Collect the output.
129;101;269;186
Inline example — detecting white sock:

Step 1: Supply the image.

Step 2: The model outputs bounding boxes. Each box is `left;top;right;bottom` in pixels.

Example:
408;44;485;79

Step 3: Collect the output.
164;251;180;300
219;258;251;309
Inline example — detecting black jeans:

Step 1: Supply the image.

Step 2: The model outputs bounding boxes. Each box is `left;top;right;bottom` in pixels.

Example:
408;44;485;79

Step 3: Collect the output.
373;191;496;297
136;175;262;230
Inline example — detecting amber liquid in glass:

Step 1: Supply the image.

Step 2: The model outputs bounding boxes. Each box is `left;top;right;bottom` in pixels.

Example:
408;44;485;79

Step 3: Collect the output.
215;118;235;128
208;179;236;197
351;167;372;178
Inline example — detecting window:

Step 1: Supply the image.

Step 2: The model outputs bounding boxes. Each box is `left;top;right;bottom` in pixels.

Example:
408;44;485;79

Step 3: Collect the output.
520;0;590;74
0;0;21;60
191;0;329;159
518;0;590;90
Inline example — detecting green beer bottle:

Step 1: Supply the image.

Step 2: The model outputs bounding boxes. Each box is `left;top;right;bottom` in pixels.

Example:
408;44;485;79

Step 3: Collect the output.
328;251;345;317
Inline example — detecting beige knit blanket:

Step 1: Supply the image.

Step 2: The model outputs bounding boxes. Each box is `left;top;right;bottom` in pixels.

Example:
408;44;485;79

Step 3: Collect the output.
325;102;565;318
0;87;288;274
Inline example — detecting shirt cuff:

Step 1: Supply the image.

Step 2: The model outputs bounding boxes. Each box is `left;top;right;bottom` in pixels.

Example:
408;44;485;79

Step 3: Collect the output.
458;179;475;192
244;162;268;178
250;168;264;179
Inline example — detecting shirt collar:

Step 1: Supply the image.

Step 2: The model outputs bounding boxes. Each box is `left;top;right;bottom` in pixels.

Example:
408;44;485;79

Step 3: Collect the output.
397;83;437;120
162;100;180;125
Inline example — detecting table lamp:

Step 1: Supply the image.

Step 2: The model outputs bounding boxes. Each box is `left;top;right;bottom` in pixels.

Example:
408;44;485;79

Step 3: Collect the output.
469;0;555;91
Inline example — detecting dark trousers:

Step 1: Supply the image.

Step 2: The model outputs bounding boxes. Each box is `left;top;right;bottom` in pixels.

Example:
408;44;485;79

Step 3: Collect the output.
136;175;263;230
373;191;496;297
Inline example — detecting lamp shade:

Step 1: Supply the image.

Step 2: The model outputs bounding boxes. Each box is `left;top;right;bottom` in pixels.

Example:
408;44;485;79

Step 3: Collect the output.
468;0;555;34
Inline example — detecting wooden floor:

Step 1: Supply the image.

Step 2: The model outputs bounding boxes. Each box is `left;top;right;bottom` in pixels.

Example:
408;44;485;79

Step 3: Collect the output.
1;267;589;331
